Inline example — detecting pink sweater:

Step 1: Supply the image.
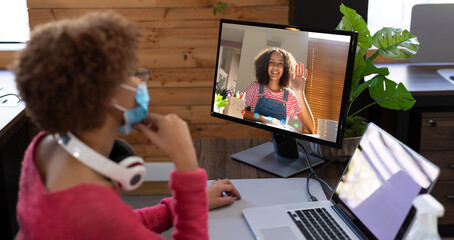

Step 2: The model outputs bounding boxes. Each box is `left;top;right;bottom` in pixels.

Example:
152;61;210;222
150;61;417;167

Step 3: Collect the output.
16;132;208;239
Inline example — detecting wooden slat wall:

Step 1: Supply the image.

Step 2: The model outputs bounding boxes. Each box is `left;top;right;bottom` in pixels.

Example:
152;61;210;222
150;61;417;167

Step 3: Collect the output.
0;51;17;69
27;0;289;8
26;1;290;138
26;0;288;193
305;38;349;133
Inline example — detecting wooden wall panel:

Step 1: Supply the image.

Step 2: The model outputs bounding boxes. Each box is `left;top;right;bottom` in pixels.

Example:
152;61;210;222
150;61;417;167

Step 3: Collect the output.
137;47;217;68
0;51;17;69
149;87;212;105
28;0;288;9
148;68;214;88
149;106;227;124
139;28;219;49
27;0;288;194
28;7;288;29
122;124;270;144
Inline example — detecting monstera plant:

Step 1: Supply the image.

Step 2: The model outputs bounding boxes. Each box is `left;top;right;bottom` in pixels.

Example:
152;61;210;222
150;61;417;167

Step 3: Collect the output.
336;3;419;137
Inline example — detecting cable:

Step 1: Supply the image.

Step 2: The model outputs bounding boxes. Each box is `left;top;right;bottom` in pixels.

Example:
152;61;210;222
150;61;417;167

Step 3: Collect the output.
297;141;351;202
297;142;318;201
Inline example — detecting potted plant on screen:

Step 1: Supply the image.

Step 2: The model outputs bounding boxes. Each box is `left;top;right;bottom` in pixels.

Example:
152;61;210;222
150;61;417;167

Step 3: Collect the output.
317;3;419;160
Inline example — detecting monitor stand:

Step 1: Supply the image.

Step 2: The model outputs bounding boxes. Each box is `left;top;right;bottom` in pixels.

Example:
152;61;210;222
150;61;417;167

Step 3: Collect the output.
231;132;325;178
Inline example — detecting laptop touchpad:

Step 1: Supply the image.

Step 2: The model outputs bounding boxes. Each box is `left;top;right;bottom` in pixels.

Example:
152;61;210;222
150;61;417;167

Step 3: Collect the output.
260;227;298;240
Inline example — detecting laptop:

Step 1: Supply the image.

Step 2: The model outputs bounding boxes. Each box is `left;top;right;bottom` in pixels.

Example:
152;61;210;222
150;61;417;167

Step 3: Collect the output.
242;123;440;240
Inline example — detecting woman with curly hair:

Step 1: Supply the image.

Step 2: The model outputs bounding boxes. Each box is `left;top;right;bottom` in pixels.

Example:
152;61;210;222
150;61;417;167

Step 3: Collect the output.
12;12;240;239
243;47;315;134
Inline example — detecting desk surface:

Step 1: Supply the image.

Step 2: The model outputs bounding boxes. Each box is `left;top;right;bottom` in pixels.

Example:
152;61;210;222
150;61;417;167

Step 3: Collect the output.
208;178;327;240
194;138;347;196
376;62;454;95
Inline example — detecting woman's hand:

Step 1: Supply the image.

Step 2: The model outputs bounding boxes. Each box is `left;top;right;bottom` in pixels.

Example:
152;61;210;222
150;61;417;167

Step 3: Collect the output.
243;111;283;126
133;113;198;172
290;62;315;134
207;179;242;210
291;62;308;94
268;117;283;126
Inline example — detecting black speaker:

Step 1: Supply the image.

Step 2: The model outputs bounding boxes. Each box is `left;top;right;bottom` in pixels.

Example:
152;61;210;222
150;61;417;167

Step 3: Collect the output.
290;0;369;31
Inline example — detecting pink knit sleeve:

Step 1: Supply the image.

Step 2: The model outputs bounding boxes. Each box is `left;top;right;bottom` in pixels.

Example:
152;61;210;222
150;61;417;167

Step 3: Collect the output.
169;168;208;240
132;168;208;239
134;197;174;233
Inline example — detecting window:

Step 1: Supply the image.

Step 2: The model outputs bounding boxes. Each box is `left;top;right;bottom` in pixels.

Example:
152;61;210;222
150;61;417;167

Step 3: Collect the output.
0;0;29;43
367;0;454;34
306;37;350;132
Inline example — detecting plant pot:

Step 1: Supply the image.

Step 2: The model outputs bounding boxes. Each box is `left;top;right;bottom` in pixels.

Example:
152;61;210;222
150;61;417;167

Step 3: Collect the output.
213;105;225;114
306;136;361;162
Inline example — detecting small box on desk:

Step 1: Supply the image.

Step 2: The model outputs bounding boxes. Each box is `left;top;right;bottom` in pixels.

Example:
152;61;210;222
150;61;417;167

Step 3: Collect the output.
224;97;245;118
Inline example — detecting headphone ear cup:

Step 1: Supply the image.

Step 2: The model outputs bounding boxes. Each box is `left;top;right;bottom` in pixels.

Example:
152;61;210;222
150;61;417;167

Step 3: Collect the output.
117;156;146;190
109;138;146;191
109;138;135;163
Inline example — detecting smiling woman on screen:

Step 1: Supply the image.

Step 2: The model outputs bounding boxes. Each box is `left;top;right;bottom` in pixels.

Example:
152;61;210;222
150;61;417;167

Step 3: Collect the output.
243;47;315;134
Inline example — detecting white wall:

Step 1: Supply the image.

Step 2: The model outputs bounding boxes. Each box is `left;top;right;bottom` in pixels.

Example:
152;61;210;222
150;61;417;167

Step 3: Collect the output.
226;50;240;91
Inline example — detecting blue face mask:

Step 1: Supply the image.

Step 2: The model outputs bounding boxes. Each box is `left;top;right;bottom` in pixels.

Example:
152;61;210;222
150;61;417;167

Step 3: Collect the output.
113;82;150;135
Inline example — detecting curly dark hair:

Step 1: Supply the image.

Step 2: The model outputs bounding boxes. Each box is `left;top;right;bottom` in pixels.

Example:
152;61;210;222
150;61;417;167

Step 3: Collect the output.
11;11;141;134
254;47;296;88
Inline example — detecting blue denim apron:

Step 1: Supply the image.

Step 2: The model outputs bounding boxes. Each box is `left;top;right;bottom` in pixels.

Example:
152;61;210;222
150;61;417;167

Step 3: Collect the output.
255;84;289;121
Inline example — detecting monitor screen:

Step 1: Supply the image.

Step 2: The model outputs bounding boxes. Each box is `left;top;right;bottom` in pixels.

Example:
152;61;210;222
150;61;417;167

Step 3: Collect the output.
211;19;357;148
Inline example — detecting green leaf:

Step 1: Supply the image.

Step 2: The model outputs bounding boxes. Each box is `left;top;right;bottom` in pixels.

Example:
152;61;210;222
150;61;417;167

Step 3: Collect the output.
213;2;227;16
216;99;228;108
373;27;419;59
369;75;416;110
215;94;222;103
362;59;389;77
350;79;372;100
336;3;372;56
350;47;365;96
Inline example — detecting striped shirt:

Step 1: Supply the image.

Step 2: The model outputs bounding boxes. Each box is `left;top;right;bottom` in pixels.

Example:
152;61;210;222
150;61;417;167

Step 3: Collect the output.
244;81;302;120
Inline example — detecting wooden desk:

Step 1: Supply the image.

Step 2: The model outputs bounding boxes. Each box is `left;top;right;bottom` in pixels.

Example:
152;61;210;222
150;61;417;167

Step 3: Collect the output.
375;63;454;145
194;137;347;197
382;62;454;95
0;71;30;239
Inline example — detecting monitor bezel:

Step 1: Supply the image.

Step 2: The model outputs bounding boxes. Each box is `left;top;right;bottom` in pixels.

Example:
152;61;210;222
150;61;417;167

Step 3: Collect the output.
210;19;358;148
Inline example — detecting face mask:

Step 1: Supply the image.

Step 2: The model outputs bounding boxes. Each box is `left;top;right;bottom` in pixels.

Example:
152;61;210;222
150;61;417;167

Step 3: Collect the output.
113;82;150;135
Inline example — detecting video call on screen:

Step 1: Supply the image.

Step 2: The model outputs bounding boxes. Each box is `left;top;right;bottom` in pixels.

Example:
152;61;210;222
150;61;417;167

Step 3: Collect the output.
213;21;354;143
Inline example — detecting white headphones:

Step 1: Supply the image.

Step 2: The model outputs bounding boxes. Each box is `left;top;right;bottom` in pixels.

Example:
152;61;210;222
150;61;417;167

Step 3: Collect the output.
55;132;146;191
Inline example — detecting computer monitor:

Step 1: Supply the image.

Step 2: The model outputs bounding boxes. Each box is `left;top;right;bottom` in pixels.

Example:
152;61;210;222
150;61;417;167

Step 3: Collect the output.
211;19;358;177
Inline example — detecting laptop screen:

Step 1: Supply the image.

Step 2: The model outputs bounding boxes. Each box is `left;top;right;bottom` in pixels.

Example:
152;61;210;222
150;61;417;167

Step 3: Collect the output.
331;123;440;240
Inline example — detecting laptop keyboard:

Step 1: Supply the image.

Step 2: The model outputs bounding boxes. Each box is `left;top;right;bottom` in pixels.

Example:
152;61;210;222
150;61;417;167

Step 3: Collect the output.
287;208;352;240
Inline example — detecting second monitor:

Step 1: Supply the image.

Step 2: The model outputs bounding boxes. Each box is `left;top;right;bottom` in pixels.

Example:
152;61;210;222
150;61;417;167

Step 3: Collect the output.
211;19;358;177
